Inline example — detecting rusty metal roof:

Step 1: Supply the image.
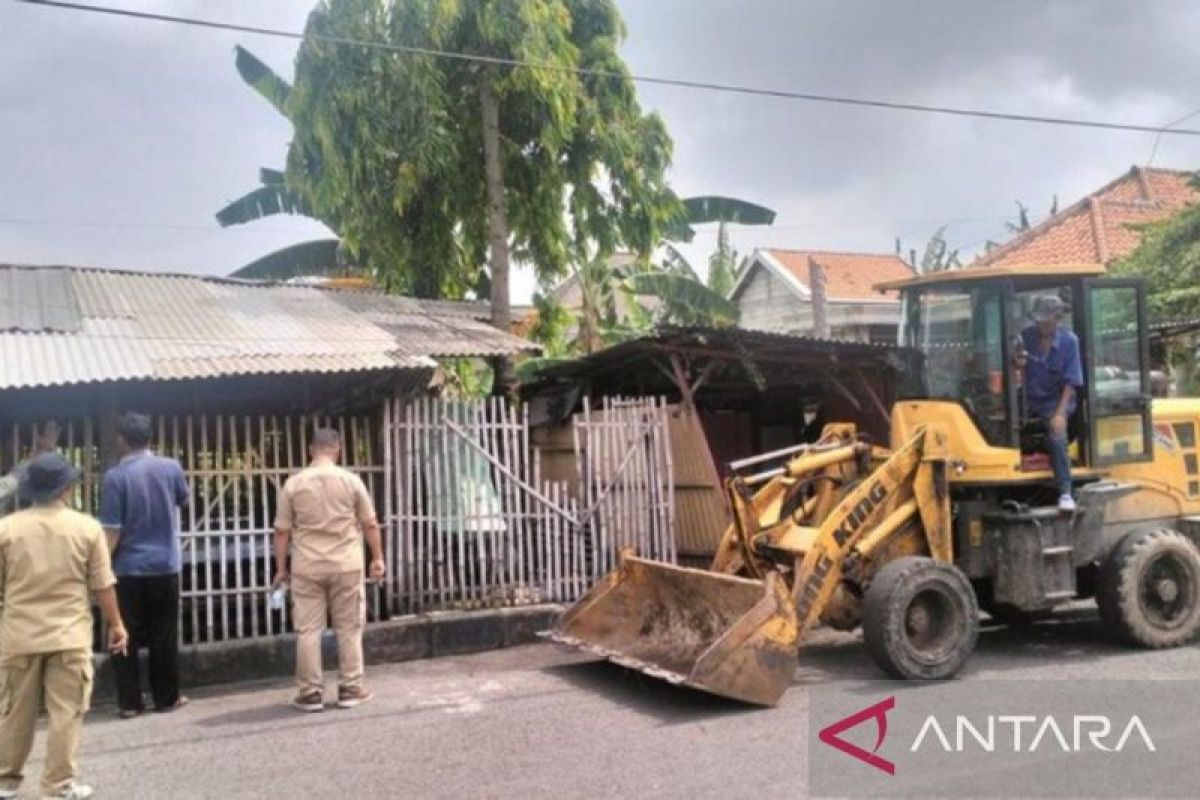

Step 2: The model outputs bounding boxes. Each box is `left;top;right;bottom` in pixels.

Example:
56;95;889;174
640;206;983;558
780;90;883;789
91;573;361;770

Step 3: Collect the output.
0;265;535;391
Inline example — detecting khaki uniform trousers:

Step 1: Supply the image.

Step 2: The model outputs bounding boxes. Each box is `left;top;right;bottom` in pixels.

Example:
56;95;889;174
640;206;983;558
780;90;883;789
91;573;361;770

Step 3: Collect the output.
292;571;365;694
0;649;93;795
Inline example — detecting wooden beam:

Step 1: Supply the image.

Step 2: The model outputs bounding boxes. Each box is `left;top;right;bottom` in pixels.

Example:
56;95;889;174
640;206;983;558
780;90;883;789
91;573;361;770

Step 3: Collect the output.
856;368;891;422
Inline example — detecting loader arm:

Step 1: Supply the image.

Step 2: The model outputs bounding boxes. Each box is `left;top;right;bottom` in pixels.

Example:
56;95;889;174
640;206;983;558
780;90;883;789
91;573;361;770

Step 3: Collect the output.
788;427;948;641
545;425;952;707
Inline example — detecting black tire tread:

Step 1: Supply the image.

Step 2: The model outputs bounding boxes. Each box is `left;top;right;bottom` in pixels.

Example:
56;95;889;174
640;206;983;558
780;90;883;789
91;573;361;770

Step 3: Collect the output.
1097;528;1200;648
862;556;979;680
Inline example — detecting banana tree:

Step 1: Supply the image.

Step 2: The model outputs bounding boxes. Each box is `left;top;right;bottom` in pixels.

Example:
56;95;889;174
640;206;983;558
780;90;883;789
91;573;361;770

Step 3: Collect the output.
662;196;775;295
217;48;345;281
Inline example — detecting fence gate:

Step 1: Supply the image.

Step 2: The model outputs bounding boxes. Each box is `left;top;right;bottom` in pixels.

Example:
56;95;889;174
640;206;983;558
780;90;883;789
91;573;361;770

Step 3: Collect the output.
385;396;673;614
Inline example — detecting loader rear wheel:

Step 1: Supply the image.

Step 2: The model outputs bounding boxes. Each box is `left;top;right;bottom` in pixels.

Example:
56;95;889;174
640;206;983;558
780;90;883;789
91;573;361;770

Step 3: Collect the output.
863;557;978;680
1097;529;1200;648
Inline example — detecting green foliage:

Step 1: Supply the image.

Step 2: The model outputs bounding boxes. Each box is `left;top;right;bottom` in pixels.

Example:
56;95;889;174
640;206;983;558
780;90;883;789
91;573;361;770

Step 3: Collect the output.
706;221;737;297
664;196;776;242
282;0;680;302
230;239;342;280
1112;181;1200;320
438;358;494;398
234;45;291;116
216;174;313;227
624;271;739;327
1006;201;1032;234
918;226;961;274
528;291;575;357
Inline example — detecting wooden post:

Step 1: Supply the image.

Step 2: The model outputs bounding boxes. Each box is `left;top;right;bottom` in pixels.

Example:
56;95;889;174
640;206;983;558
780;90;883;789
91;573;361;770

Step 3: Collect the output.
809;257;830;339
96;388;120;470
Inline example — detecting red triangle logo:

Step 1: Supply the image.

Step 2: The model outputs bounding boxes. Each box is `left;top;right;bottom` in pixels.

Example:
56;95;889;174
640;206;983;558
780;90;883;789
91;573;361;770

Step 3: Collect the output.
818;696;896;775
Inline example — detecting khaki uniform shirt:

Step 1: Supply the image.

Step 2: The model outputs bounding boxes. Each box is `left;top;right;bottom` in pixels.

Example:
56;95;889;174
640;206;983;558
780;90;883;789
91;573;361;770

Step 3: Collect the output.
274;463;376;576
0;505;116;655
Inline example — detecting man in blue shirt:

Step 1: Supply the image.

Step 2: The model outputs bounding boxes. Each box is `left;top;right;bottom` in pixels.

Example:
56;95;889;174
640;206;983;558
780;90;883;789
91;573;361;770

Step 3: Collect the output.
1018;295;1084;512
100;413;190;718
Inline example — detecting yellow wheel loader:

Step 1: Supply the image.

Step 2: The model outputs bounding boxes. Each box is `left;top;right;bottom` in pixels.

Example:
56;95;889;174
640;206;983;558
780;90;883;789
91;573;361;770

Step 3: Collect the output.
546;264;1200;706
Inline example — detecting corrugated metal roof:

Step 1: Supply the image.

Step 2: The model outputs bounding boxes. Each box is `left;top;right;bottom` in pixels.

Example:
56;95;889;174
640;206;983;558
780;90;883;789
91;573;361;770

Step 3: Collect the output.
325;289;540;358
0;267;81;333
0;265;506;390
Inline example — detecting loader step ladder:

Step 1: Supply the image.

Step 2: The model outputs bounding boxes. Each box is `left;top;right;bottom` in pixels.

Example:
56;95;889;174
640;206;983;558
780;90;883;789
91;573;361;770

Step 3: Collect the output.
988;505;1077;610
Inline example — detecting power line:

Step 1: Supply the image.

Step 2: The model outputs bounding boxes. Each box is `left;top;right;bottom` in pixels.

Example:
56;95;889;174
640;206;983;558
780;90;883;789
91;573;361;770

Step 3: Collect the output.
15;0;1200;138
0;212;1012;236
1148;107;1200;165
0;216;327;236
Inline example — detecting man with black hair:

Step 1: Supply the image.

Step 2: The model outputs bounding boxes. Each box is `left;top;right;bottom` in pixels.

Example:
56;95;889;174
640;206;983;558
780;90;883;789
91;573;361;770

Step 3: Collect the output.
100;412;190;718
273;428;384;712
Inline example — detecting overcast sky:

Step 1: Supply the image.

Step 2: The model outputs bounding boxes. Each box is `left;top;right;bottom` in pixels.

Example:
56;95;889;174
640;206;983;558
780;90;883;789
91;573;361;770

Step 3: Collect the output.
2;0;1199;302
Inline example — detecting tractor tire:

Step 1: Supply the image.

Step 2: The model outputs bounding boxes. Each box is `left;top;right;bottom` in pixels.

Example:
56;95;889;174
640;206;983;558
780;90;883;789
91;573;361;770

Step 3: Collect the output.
863;557;979;680
1096;529;1200;648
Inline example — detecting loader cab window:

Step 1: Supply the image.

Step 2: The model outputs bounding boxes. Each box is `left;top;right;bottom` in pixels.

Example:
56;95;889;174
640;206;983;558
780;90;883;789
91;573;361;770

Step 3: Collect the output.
1084;281;1152;464
904;287;1008;444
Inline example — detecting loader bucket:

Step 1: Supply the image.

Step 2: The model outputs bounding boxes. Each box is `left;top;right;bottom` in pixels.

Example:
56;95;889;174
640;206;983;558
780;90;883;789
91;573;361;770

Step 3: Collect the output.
543;555;799;706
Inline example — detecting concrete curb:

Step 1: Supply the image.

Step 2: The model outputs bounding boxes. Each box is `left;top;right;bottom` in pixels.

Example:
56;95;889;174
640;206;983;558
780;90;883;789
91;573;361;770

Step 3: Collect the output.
92;604;563;701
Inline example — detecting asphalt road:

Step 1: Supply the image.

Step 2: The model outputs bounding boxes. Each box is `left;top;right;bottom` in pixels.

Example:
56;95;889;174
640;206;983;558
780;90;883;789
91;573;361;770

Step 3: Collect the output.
18;607;1200;799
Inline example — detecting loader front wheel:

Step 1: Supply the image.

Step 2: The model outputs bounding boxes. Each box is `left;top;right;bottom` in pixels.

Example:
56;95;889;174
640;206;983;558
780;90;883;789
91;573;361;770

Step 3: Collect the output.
1097;529;1200;648
863;557;978;680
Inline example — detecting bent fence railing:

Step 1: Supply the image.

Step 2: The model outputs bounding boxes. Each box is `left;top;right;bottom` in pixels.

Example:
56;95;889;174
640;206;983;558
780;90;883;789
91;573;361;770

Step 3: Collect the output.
1;396;673;650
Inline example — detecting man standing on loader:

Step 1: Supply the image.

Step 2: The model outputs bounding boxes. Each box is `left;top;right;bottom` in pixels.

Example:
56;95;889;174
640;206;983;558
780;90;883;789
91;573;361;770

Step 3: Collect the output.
1017;294;1084;512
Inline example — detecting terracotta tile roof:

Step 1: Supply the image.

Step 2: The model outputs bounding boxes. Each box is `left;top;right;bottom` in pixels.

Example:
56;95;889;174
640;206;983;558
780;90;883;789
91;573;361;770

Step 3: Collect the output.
764;249;915;300
973;166;1199;268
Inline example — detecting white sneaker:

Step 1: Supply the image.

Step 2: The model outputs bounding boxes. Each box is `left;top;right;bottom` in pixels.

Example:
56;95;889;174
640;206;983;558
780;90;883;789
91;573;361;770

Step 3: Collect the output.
1;788;18;799
44;783;94;799
1058;494;1076;513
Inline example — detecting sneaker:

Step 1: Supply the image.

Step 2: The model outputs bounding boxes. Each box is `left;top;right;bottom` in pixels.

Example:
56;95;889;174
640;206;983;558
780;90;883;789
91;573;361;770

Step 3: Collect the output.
336;686;373;709
1;788;17;799
291;690;325;713
43;783;94;799
1058;493;1076;513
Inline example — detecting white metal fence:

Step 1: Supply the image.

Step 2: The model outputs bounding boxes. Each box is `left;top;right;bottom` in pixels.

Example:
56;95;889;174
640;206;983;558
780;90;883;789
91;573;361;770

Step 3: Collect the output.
384;395;675;614
2;396;674;649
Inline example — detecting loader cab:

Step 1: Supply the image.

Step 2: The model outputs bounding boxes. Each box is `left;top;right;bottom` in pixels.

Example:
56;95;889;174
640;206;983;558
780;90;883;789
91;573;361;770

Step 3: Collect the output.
886;264;1154;473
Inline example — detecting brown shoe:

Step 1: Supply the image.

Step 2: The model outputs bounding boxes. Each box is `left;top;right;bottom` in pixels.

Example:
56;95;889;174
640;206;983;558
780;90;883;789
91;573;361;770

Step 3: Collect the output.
291;691;325;713
336;686;373;709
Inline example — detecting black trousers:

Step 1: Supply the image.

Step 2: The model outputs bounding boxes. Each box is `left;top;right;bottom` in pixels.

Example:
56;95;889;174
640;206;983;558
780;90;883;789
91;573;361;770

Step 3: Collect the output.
111;574;181;711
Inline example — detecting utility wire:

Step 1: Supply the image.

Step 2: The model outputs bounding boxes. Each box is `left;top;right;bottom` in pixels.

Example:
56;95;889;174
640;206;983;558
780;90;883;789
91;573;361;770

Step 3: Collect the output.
0;216;327;236
1147;107;1200;165
0;213;1012;235
14;0;1200;138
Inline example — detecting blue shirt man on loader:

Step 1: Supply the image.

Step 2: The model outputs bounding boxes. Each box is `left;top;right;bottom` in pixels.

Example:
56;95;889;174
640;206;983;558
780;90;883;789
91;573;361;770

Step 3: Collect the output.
1016;294;1084;512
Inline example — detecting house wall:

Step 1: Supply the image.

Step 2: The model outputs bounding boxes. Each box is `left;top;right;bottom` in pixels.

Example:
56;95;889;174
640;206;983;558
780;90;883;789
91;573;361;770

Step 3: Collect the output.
735;264;809;333
734;263;901;342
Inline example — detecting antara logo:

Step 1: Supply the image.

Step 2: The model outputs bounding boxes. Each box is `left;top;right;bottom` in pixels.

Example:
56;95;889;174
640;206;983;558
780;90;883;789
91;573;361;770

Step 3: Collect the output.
818;698;1156;776
911;714;1156;753
818;697;896;775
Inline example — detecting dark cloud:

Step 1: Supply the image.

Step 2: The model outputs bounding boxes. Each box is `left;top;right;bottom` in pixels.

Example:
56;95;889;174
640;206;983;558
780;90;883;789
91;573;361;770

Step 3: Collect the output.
1;0;1197;294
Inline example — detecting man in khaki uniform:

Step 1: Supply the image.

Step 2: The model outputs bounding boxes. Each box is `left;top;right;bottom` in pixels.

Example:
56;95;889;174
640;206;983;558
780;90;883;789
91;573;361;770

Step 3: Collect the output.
272;429;384;712
0;453;129;800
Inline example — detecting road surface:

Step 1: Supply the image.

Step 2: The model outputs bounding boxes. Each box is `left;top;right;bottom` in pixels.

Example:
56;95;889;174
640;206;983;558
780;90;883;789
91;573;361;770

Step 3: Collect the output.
20;608;1200;798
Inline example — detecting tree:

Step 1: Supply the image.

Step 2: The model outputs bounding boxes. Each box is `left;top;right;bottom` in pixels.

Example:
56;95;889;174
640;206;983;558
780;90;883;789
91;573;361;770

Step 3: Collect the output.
1112;187;1200;320
897;226;960;274
663;195;776;294
284;0;679;341
215;50;343;280
706;222;738;297
1111;176;1200;390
